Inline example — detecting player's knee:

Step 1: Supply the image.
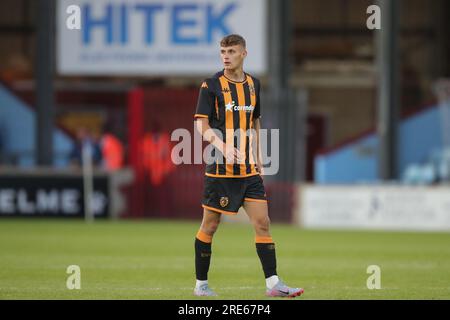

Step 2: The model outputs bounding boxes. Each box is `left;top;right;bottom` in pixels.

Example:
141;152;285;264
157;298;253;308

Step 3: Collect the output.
254;216;270;232
203;219;220;235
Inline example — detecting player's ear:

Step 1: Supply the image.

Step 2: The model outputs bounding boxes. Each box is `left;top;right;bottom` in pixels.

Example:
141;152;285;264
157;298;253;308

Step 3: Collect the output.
242;49;247;58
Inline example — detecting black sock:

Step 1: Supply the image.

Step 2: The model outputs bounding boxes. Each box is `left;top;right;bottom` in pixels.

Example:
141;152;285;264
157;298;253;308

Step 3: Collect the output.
195;238;212;281
256;243;277;278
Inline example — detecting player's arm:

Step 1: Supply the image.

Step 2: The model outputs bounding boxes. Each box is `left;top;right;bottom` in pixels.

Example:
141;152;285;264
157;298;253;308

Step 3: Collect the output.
252;117;264;175
194;80;242;163
195;118;242;163
195;118;225;153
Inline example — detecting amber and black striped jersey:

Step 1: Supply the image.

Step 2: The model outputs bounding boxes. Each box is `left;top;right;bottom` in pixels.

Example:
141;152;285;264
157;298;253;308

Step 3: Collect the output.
194;70;261;178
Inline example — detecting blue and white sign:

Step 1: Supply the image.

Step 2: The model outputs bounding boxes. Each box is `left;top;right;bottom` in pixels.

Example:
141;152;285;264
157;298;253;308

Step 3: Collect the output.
57;0;267;75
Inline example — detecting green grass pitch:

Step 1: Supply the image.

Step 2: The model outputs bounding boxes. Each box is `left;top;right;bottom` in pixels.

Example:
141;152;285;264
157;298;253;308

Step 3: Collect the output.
1;219;450;299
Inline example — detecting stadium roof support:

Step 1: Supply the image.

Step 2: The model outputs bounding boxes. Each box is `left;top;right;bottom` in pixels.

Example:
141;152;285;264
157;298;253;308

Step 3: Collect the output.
35;0;55;166
376;0;400;180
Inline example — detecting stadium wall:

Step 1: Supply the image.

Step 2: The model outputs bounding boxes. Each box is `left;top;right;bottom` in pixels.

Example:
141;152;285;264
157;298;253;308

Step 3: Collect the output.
0;84;73;167
314;105;442;183
295;184;450;231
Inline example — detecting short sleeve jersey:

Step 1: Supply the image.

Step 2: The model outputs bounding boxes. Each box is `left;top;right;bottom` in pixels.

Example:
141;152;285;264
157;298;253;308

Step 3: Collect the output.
194;70;261;178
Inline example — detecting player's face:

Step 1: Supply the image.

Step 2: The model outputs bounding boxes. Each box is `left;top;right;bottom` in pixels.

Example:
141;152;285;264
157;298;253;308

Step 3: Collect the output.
220;45;247;71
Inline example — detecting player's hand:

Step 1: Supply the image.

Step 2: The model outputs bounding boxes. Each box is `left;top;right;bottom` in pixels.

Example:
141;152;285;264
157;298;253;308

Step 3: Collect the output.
234;148;244;163
224;146;244;163
257;162;265;176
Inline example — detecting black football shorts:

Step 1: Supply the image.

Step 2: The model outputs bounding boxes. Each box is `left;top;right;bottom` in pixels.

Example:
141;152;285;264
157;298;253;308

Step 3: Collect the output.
201;174;268;215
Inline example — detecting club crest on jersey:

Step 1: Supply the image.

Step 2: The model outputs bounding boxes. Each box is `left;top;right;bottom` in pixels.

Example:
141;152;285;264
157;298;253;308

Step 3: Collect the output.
219;196;229;207
249;85;256;95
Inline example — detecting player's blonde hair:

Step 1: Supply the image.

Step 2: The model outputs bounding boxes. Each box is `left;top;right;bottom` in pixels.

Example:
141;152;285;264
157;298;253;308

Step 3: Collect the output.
220;34;246;48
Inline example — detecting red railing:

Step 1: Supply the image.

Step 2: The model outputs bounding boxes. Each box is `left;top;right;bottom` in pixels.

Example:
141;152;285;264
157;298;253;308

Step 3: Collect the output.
125;86;295;223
